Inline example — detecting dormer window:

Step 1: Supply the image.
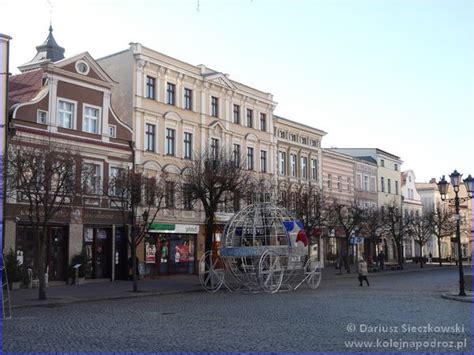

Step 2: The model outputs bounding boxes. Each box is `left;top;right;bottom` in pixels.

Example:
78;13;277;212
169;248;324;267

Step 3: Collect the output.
75;60;90;75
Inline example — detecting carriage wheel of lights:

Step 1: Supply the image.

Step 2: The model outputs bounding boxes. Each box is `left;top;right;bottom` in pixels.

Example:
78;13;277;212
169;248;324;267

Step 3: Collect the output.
198;193;322;293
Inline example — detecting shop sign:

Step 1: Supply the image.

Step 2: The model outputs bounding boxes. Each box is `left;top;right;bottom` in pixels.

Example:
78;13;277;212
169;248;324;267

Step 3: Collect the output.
149;223;199;234
215;212;234;222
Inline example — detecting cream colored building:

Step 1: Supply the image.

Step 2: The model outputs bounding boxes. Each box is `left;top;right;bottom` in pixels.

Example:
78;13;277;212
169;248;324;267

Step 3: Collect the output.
401;170;424;259
274;115;326;259
98;43;277;275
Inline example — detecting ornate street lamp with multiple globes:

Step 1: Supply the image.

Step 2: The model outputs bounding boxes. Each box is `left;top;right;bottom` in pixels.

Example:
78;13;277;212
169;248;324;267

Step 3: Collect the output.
437;170;473;296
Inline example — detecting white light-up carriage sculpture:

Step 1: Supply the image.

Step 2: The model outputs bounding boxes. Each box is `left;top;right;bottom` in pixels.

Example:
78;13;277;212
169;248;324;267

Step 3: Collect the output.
199;197;322;293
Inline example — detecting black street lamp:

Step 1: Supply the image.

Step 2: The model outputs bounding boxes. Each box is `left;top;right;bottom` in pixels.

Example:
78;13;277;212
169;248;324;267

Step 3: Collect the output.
437;170;473;296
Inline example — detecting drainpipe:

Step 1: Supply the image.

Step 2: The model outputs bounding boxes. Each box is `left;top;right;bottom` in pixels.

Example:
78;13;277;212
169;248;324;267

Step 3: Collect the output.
1;34;12;251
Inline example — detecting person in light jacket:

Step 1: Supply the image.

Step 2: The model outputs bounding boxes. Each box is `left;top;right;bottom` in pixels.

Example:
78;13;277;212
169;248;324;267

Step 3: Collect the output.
358;257;370;286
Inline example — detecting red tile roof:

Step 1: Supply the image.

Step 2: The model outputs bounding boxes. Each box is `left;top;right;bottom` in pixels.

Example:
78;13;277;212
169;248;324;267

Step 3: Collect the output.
9;69;44;107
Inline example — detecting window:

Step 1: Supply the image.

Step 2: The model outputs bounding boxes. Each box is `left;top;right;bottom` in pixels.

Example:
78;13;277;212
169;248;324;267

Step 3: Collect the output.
290;154;297;177
260;150;267;173
83;163;101;195
301;156;307;179
37;110;47;124
347;177;351;191
184;132;192;159
83;106;99;134
183;183;193;210
311;139;319;147
395;180;399;195
279;131;286;139
146;76;155;99
211;96;219;117
247;147;254;170
279;151;286;175
394;163;398;171
381;177;385;192
246;109;253;128
211;138;219;159
327;174;332;189
337;176;342;191
311;159;318;180
380;159;385;167
363;175;369;191
145;123;155;152
167;82;176;105
356;173;362;189
233;144;241;166
370;176;376;192
166;128;175;156
290;134;297;142
58;100;74;129
387;178;391;194
260;113;266;131
108;125;116;138
165;181;175;209
184;88;193;110
233;104;240;124
109;166;125;197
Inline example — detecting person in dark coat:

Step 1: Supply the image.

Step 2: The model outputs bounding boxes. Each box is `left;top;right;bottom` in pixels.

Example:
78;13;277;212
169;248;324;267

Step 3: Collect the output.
378;252;385;270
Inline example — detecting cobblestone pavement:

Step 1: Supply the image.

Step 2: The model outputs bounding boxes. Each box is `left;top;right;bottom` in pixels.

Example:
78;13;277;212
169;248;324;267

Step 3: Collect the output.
3;268;471;353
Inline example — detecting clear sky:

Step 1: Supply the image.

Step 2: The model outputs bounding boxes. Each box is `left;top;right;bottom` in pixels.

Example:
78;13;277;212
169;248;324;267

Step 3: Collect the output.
3;0;473;183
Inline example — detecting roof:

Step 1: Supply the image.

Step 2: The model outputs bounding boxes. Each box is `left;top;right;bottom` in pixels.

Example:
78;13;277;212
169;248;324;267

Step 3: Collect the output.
18;25;65;72
9;69;44;106
273;114;327;136
355;156;377;165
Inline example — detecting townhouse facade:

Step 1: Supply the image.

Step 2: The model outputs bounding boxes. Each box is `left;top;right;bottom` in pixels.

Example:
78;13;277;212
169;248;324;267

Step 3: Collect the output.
98;43;278;276
401;170;424;259
4;28;134;282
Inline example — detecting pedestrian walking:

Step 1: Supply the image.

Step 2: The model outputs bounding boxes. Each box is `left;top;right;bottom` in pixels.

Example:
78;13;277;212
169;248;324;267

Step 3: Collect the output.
428;252;432;263
358;257;369;286
378;251;385;270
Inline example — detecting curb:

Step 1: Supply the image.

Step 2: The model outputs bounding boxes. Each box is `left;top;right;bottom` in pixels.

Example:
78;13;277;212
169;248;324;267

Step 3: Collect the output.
441;292;474;303
323;265;457;281
11;288;204;310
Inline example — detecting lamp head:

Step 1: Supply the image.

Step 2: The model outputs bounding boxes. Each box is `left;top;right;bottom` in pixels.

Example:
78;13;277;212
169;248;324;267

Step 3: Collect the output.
437;175;449;201
449;170;462;191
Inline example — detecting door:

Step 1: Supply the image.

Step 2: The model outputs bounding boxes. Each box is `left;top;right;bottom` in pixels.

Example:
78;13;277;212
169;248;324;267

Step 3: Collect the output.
48;226;68;281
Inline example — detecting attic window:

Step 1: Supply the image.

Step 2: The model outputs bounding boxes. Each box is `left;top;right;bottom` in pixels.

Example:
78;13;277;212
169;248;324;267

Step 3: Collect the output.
75;60;90;75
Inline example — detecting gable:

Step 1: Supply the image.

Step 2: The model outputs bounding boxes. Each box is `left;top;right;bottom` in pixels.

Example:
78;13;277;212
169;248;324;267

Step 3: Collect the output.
205;73;237;90
55;52;116;85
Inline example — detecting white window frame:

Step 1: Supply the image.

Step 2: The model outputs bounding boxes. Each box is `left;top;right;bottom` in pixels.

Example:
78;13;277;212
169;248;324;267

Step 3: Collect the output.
247;146;254;171
290;154;297;177
144;122;157;152
82;161;103;195
311;159;318;180
37;109;48;124
301;156;308;179
165;127;176;156
363;174;369;191
279;151;286;175
82;103;101;134
57;98;77;129
183;131;193;160
108;124;117;138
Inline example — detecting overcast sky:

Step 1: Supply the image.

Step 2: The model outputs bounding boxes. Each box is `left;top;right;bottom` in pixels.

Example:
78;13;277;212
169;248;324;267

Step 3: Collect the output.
3;0;473;183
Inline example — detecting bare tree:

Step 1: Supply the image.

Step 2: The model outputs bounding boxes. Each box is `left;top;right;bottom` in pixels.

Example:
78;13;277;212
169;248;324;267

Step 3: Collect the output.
327;199;365;272
107;169;167;292
360;207;384;261
289;184;329;259
428;204;456;266
6;140;79;300
381;204;412;270
410;212;433;268
182;148;252;257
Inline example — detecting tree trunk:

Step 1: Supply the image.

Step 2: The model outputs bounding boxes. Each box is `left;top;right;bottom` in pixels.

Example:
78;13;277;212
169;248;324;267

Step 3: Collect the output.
131;236;138;292
398;242;404;270
438;237;443;266
205;216;214;254
37;232;47;300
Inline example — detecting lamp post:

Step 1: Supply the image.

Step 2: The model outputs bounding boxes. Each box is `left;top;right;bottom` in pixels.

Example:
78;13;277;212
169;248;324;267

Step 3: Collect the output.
437;170;473;296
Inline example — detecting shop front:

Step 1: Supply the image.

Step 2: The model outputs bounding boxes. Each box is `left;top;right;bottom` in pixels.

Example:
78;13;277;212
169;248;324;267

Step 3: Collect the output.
144;223;199;276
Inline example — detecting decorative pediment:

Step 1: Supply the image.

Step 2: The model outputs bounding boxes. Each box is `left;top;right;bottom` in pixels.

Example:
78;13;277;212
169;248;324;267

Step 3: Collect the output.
55;52;116;84
162;164;181;175
205;73;238;90
209;120;227;133
245;133;258;142
163;111;183;123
